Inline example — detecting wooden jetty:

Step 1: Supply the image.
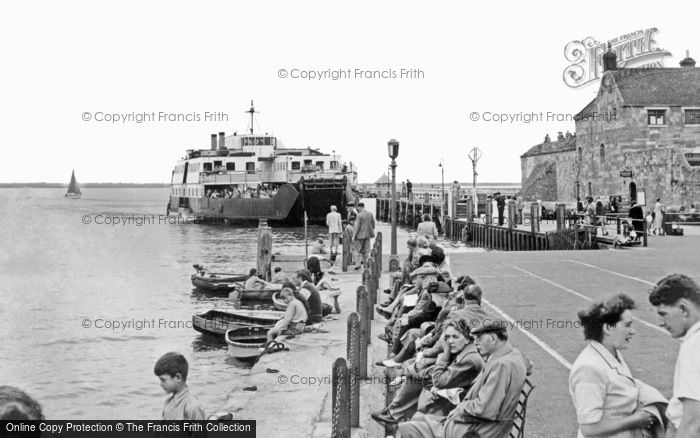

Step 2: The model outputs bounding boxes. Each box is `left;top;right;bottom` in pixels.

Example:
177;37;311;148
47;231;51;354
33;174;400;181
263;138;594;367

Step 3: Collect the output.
377;190;648;251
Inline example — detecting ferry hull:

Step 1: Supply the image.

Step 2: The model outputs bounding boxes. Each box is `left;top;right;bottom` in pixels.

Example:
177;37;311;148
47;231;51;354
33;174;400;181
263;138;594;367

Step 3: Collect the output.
168;179;352;226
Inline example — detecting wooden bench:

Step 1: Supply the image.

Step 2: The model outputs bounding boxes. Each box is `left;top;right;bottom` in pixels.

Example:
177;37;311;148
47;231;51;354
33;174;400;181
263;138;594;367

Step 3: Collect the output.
510;378;535;438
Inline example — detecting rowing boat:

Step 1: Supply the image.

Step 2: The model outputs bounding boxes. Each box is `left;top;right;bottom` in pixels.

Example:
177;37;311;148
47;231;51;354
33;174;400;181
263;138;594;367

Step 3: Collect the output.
192;308;284;337
225;326;270;359
271;292;287;311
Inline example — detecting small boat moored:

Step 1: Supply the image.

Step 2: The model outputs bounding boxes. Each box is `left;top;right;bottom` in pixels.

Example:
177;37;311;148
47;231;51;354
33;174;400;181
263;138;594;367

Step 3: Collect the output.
190;264;246;293
192;308;284;337
225;326;270;359
272;292;287;311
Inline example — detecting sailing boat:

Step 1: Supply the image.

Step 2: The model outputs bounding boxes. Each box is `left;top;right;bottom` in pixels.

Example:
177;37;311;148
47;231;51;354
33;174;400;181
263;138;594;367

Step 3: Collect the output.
65;170;82;199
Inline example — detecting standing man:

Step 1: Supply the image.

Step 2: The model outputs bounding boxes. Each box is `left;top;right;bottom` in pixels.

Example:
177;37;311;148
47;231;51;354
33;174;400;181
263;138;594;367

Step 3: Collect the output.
406;179;413;200
352;202;375;270
451;180;461;199
649;274;700;437
401;180;407;197
325;205;342;261
495;192;505;226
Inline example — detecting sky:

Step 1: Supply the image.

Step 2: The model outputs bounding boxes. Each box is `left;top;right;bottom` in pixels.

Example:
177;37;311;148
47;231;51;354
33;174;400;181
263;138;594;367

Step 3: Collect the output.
0;1;696;184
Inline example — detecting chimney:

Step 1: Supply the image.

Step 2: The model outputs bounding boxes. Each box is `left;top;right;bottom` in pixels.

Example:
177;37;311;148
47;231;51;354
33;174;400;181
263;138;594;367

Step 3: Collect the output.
557;131;564;141
544;134;551;143
603;42;618;71
680;50;696;68
210;134;217;150
566;131;572;138
218;132;225;150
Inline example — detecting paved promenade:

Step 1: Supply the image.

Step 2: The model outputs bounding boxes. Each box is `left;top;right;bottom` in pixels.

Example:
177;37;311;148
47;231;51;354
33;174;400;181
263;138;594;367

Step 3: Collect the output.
221;228;699;437
450;232;700;437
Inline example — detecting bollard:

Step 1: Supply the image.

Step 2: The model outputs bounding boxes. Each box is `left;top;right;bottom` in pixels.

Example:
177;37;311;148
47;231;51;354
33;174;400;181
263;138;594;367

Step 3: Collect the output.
346;313;361;427
356;285;369;378
643;220;648;247
257;219;273;281
507;200;516;229
530;203;540;233
342;228;352;272
556;203;567;232
366;259;375;320
331;358;350;438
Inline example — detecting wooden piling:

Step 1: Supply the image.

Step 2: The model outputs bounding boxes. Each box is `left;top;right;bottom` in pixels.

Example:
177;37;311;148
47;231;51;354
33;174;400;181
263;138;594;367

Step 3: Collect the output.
257;219;273;281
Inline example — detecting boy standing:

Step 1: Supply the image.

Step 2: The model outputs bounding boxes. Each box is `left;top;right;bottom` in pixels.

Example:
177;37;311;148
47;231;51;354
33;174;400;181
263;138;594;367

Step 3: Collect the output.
154;352;205;420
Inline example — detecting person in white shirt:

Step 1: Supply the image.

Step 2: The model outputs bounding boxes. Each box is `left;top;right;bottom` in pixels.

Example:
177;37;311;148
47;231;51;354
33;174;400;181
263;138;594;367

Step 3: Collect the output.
648;274;700;438
325;205;343;260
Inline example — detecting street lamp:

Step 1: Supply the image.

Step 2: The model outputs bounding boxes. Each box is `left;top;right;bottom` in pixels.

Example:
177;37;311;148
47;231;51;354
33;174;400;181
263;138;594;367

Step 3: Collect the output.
439;159;445;201
388;139;400;272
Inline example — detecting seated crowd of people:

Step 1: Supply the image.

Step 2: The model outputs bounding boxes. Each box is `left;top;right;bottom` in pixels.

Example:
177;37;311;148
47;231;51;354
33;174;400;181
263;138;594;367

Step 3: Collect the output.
205;185;278;199
243;267;342;343
371;237;534;437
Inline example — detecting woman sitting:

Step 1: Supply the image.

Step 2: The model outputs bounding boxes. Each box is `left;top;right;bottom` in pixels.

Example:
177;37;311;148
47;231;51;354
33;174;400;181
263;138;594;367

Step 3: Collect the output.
570;294;667;437
371;318;483;425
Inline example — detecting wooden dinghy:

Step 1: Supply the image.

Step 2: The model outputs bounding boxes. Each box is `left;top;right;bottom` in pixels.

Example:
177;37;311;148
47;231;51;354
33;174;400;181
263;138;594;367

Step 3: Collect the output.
192;309;284;337
225;326;270;359
238;285;283;301
190;264;246;293
272;292;287;311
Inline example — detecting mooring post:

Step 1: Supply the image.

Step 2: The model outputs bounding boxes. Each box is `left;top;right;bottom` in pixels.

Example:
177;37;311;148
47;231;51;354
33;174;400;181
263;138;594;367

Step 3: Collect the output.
530;203;540;233
507;200;516;229
342;228;352;272
331;358;350;438
363;266;374;320
556;203;567;232
257;219;273;281
356;285;369;377
643;220;648;247
346;313;360;428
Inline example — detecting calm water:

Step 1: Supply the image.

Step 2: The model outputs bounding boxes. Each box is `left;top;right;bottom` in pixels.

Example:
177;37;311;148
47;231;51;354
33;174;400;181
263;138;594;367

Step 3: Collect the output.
0;188;409;419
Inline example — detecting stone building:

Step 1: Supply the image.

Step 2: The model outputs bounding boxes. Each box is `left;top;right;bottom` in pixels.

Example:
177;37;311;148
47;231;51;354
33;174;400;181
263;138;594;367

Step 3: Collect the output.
521;47;700;208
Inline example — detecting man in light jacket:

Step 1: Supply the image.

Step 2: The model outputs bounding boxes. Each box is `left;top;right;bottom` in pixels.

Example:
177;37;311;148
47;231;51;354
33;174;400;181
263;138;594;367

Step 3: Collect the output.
325;205;342;261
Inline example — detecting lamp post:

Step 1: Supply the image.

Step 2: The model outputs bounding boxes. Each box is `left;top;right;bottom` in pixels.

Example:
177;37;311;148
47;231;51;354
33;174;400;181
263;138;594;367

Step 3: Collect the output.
439;159;445;201
388;139;400;272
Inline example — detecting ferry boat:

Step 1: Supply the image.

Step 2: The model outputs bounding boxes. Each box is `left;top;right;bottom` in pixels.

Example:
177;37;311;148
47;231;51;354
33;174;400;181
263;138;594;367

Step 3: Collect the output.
167;102;358;225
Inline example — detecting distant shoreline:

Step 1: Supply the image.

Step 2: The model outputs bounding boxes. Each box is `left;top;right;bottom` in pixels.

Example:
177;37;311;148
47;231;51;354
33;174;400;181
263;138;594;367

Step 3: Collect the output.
0;183;170;188
0;181;521;188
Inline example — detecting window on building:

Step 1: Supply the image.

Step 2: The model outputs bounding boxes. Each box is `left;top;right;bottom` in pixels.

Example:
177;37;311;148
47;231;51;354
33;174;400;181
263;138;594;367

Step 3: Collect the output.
685;109;700;125
292;161;300;170
203;162;212;172
647;109;666;125
599;144;605;164
330;161;339;170
316;161;325;170
246;162;255;172
226;162;235;171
